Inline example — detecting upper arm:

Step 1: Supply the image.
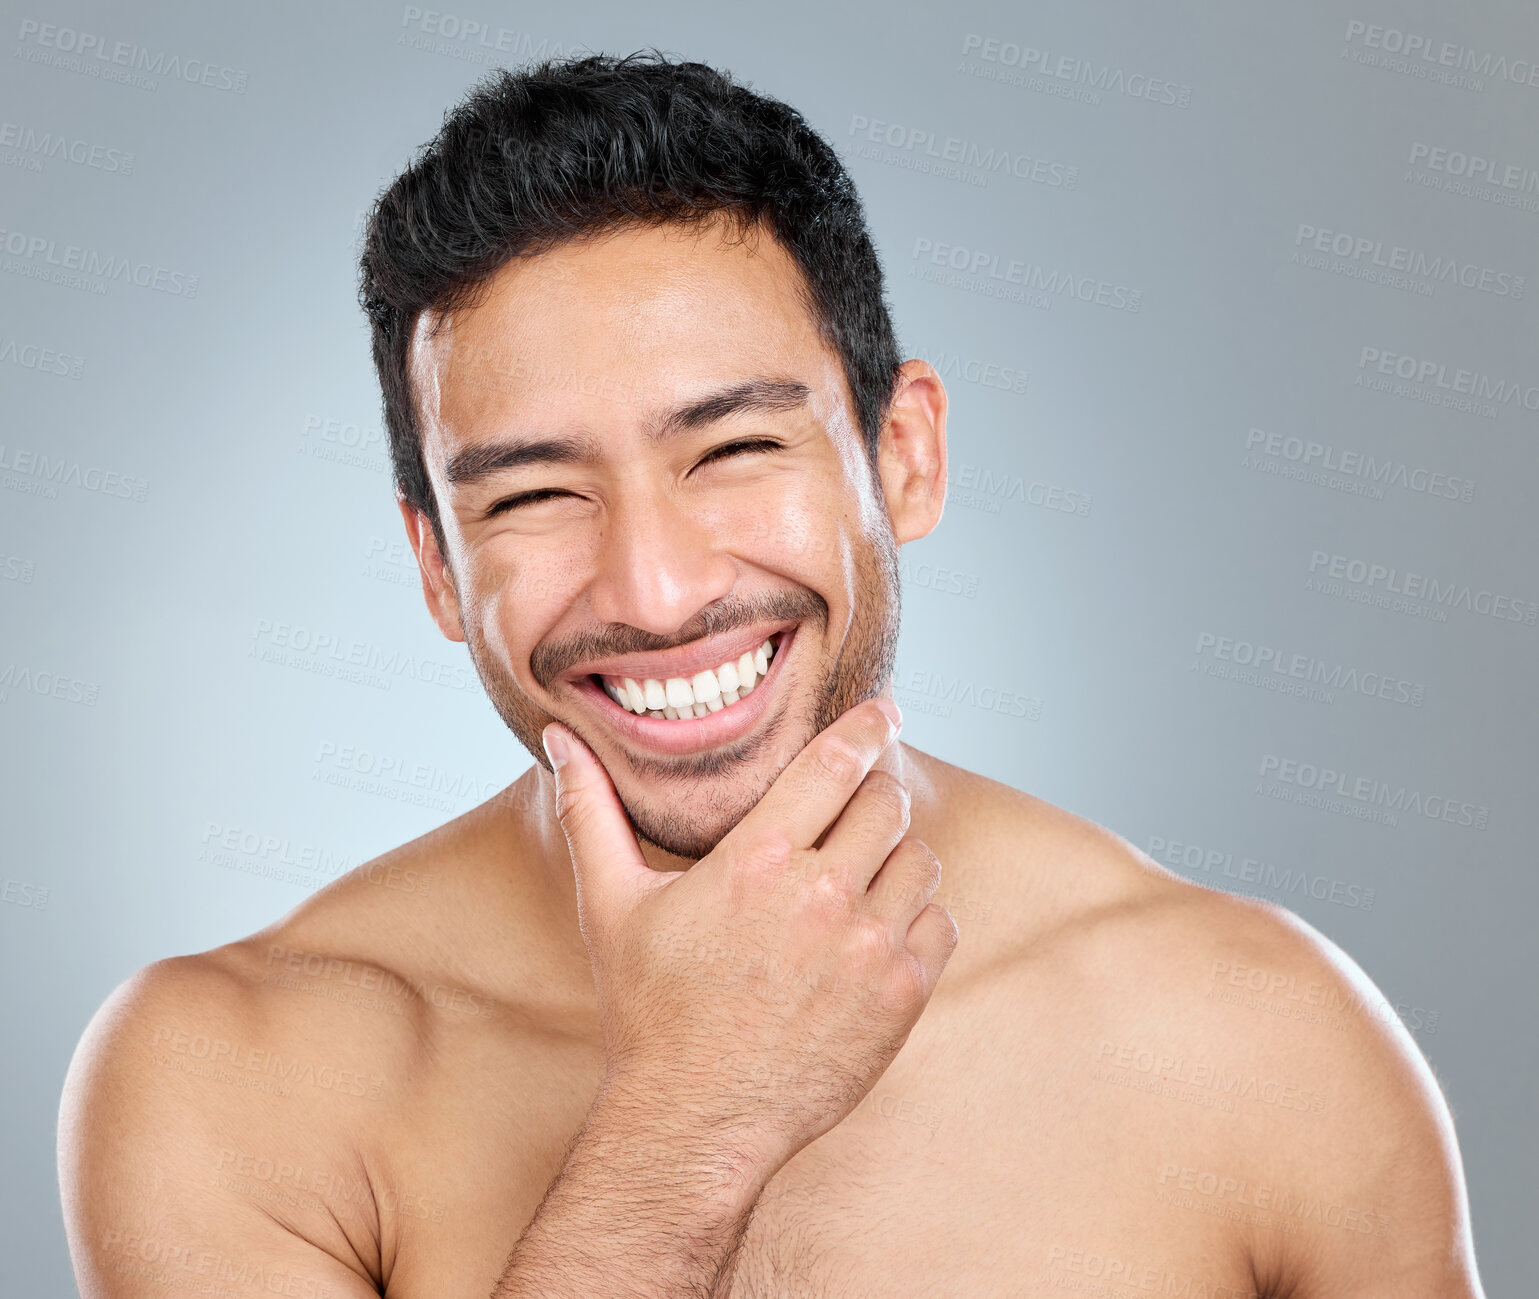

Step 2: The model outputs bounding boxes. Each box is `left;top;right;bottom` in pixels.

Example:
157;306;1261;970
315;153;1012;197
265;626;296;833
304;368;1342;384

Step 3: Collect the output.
59;959;386;1299
1215;903;1485;1299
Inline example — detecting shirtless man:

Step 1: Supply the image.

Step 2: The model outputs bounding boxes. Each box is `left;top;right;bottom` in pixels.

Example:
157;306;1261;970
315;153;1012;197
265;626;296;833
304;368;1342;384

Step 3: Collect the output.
59;52;1484;1299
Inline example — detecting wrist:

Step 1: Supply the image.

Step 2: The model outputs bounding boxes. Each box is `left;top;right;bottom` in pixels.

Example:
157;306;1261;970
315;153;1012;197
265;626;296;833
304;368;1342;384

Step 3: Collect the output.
584;1076;782;1210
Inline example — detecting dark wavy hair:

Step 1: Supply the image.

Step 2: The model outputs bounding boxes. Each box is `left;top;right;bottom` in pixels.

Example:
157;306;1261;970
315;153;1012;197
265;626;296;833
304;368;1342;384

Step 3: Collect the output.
357;50;903;554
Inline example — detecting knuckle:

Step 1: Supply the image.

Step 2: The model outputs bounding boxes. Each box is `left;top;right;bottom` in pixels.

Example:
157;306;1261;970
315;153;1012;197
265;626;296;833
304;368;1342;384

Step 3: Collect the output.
724;832;797;908
907;841;942;891
798;870;857;927
924;902;961;951
887;950;930;1005
552;785;591;836
738;829;794;873
862;771;911;829
811;737;866;788
551;783;581;823
843;913;892;967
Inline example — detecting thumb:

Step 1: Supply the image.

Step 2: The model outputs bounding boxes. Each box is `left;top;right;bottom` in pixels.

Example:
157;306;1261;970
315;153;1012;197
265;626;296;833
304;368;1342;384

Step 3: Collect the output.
543;723;651;932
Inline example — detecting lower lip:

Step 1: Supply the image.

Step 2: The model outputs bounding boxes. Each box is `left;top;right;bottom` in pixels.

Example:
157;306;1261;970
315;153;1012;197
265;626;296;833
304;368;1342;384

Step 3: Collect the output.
572;626;797;756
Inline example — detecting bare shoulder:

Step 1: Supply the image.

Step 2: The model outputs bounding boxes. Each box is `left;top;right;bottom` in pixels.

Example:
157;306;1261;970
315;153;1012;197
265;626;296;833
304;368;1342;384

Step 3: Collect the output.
58;807;521;1298
1091;865;1481;1295
59;945;396;1297
930;757;1483;1297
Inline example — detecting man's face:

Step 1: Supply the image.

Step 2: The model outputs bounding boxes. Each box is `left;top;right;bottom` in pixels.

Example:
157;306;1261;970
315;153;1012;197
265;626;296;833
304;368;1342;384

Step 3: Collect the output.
406;218;934;861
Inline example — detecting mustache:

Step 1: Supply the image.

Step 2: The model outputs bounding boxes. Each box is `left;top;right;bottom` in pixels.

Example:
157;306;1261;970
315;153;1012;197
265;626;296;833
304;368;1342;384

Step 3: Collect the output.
529;588;828;688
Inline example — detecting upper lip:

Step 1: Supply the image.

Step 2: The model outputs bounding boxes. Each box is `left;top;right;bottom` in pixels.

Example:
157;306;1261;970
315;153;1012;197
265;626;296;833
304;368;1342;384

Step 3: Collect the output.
562;621;794;685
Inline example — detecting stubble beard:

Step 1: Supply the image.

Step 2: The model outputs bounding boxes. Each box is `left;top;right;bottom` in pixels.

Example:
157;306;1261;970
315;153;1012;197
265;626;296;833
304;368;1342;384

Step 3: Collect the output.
462;525;902;862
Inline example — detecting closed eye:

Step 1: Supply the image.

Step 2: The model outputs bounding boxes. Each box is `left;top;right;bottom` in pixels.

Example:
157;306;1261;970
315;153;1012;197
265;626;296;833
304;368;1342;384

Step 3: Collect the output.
484;439;782;516
484;487;573;518
696;438;783;468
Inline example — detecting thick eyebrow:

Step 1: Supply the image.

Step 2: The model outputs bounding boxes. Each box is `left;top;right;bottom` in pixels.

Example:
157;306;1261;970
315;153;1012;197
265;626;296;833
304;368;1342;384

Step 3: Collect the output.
644;378;811;445
443;378;811;491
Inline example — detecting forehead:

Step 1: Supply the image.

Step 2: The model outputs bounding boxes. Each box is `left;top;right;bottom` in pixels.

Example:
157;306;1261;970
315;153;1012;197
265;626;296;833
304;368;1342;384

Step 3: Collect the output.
408;218;842;462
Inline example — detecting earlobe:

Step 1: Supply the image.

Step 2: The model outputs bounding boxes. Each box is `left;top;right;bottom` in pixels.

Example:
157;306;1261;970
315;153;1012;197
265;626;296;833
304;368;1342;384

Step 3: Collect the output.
878;360;949;544
396;495;467;643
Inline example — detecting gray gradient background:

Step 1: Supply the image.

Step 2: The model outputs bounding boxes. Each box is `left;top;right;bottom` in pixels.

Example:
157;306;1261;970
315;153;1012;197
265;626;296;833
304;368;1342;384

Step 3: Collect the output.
2;0;1534;1292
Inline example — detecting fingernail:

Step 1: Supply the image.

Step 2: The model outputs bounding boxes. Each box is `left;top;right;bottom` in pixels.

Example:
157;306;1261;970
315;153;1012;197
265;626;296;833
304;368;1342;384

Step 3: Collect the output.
542;725;569;771
876;697;903;729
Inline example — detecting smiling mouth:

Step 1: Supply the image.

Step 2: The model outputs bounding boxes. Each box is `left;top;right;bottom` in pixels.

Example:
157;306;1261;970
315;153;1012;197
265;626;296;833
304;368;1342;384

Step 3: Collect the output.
591;631;785;720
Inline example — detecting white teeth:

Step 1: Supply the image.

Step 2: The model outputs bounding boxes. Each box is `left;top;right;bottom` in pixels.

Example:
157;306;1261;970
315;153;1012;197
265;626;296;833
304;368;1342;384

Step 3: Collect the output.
600;634;781;719
691;669;721;704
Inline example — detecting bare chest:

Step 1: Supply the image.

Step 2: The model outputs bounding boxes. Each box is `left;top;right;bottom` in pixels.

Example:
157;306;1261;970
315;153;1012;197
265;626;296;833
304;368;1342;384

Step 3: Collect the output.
375;1019;1260;1299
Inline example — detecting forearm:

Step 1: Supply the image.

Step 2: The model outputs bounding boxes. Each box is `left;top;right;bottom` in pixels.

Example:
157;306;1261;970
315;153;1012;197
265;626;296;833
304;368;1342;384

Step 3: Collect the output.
492;1097;771;1299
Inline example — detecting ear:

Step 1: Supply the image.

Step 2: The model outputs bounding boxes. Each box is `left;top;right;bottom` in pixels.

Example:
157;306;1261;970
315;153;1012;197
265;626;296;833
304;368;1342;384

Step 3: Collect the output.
397;495;466;643
876;359;948;544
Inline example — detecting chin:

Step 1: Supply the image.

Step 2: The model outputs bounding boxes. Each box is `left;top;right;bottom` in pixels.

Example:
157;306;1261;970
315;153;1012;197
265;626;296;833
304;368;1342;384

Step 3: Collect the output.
622;772;779;864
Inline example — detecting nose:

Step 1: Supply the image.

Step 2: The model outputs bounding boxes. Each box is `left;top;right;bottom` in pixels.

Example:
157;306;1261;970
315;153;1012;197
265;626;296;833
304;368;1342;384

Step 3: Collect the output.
586;484;738;637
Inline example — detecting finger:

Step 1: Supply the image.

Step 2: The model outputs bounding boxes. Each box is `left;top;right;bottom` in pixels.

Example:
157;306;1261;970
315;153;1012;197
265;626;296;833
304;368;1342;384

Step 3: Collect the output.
730;699;902;852
816;769;911;891
904;902;960;995
866;836;941;933
543;723;654;935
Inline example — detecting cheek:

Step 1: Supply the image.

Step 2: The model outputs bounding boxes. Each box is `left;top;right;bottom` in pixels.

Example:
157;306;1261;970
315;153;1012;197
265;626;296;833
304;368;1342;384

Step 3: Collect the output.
465;546;586;661
733;462;857;573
